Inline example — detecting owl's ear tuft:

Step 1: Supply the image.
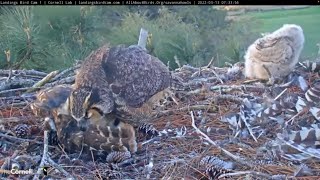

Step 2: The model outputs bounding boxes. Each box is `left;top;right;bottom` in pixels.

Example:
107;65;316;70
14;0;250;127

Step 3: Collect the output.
83;90;92;107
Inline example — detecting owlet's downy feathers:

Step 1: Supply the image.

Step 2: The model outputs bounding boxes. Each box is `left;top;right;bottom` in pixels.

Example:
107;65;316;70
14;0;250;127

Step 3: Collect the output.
244;24;305;80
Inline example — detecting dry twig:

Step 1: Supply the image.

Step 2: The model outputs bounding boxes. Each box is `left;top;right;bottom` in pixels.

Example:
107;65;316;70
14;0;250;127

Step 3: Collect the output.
33;131;75;180
27;70;59;93
218;170;274;179
50;65;79;82
0;132;44;145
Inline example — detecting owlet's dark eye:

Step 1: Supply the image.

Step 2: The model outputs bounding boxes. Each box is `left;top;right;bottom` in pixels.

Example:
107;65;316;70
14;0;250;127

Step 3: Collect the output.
85;111;89;118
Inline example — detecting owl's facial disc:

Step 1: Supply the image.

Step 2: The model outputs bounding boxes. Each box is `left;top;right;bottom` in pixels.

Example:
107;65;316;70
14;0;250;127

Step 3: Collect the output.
69;87;93;120
69;87;94;132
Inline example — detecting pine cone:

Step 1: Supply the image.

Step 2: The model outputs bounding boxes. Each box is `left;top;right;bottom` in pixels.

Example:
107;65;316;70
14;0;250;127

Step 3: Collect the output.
14;124;30;138
106;151;131;163
200;156;235;179
205;166;226;180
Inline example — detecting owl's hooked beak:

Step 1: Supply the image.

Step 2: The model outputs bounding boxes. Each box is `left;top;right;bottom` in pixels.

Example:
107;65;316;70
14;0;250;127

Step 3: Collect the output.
77;118;89;131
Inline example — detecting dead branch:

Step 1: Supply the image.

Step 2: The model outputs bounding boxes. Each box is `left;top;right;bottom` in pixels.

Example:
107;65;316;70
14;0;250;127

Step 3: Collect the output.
274;88;288;101
27;70;59;93
0;87;42;97
33;131;75;180
208;68;224;84
0;102;29;108
209;84;267;93
44;76;75;88
50;65;79;82
218;171;274;179
156;94;244;117
0;132;44;145
0;117;30;124
138;28;148;50
206;57;215;68
45;117;57;132
0;95;35;109
47;158;75;179
156;104;213;116
213;94;245;103
0;79;36;91
0;69;47;78
175;64;199;73
0;95;33;101
33;130;48;179
241;117;258;142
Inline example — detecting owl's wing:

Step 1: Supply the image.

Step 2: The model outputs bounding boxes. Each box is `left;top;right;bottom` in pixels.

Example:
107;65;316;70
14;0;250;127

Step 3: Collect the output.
102;45;171;108
254;36;294;64
75;44;110;88
32;84;73;110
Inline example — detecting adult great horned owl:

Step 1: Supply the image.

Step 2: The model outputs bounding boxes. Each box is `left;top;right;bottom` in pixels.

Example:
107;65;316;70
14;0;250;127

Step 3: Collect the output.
70;44;184;130
244;24;305;80
69;44;114;130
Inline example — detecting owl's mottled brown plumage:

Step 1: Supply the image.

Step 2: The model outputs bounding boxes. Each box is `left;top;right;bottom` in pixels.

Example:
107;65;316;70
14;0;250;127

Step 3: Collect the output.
30;84;73;117
70;44;114;128
97;45;186;124
116;87;176;121
70;44;184;129
102;45;173;109
56;110;137;154
245;24;305;80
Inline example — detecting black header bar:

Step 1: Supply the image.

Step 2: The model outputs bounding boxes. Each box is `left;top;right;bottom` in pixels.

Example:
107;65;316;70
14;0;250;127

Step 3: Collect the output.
0;1;123;5
0;0;318;5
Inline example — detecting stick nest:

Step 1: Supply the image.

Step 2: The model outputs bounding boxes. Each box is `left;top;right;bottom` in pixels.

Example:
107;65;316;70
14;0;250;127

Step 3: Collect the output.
1;60;320;179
